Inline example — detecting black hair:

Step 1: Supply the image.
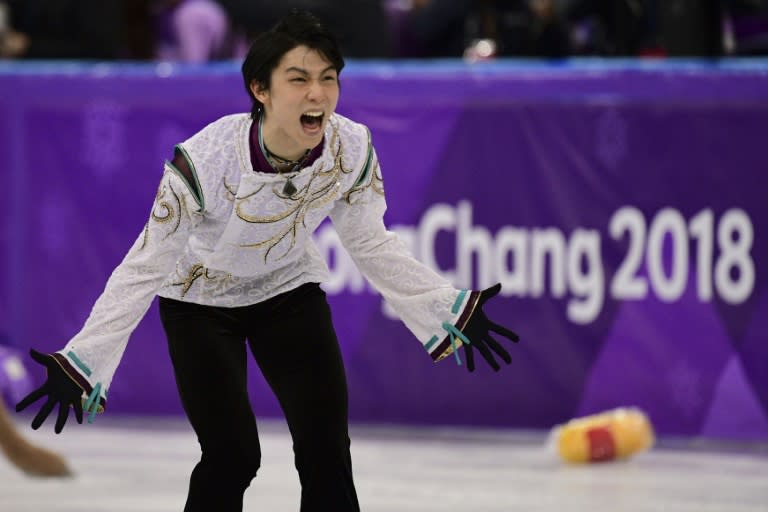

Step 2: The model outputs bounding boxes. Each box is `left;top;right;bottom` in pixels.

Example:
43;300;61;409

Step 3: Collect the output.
241;9;345;119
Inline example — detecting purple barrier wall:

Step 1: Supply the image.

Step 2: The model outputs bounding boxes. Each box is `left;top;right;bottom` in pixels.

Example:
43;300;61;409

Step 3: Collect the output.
1;60;767;439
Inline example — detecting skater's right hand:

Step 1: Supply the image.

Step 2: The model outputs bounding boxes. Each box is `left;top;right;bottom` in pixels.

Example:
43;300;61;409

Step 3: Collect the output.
15;349;84;434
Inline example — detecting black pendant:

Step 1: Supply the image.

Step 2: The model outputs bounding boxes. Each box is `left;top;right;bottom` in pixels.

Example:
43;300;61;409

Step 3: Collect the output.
283;178;297;196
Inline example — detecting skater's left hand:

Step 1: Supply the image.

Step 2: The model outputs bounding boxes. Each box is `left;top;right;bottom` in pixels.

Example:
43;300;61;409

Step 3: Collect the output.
461;283;520;372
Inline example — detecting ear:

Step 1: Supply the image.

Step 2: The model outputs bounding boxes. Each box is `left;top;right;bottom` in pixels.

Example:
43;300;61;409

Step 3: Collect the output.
250;80;268;104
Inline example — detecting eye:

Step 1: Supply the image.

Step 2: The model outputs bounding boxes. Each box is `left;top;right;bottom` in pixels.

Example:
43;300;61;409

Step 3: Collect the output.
323;75;337;82
290;77;306;83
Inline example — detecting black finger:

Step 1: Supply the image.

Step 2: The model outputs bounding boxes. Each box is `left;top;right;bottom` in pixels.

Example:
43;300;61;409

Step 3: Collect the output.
484;333;512;365
15;387;47;412
31;398;56;430
55;402;70;434
73;399;84;425
465;343;476;373
488;321;520;343
29;348;52;366
475;339;500;372
480;283;502;305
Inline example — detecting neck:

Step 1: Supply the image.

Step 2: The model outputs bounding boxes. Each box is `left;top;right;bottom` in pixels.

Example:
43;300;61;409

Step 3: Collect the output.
265;146;310;172
259;116;310;162
265;146;308;165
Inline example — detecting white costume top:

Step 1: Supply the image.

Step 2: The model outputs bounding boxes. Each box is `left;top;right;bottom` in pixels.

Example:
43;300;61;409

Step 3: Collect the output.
54;113;481;413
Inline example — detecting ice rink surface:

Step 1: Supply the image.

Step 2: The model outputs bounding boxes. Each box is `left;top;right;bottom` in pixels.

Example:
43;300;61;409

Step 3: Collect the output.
1;417;767;512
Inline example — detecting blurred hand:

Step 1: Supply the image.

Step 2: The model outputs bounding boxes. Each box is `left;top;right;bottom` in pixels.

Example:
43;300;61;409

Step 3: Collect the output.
0;31;30;58
529;0;555;19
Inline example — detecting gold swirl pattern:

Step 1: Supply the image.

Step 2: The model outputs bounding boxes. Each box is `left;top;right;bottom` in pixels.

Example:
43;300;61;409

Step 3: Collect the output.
371;162;385;197
140;223;150;250
344;158;384;204
140;175;187;250
222;178;239;201
234;122;354;262
171;263;221;297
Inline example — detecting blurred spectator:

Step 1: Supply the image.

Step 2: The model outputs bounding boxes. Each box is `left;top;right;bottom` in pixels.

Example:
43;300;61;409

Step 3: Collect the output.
488;0;571;57
726;0;768;55
122;0;157;60
565;0;768;57
397;0;472;57
154;0;246;63
0;0;121;59
1;0;764;63
0;0;245;63
216;1;394;58
565;0;658;56
398;0;569;58
121;0;246;63
656;0;724;56
395;0;768;58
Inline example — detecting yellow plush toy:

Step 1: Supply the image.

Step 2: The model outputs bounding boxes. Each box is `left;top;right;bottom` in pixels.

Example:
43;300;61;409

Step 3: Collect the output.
552;407;655;463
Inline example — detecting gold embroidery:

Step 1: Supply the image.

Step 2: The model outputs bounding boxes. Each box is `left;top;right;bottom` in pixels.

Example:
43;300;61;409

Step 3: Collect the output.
152;193;175;223
236;183;265;201
223;178;239;201
236;199;302;224
435;346;458;362
170;263;232;297
344;158;384;204
139;223;150;250
167;187;186;238
372;161;385;197
171;264;213;297
140;175;187;249
233;121;351;262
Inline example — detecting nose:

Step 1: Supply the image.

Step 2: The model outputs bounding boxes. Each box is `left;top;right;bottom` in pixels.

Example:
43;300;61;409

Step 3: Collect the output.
306;79;325;102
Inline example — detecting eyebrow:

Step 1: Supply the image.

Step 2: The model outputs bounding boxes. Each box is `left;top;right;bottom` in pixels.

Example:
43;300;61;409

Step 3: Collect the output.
285;65;336;75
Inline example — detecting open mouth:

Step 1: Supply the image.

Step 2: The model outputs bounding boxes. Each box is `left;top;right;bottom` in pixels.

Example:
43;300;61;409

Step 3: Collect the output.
300;111;324;133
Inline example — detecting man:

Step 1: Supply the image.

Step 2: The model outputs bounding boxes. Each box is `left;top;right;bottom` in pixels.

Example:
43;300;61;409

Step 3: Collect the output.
16;10;520;511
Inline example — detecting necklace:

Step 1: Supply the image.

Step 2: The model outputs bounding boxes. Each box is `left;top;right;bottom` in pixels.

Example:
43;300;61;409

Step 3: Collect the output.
258;117;308;197
264;146;310;196
264;148;308;168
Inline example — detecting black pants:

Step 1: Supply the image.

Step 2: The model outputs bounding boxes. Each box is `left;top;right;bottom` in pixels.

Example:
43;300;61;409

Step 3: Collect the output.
159;283;360;512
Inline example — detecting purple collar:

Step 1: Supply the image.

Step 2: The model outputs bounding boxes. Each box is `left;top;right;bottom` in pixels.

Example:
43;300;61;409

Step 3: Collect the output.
249;117;325;174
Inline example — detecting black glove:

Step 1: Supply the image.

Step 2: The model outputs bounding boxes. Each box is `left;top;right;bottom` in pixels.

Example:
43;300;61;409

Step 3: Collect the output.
15;349;84;434
461;283;520;372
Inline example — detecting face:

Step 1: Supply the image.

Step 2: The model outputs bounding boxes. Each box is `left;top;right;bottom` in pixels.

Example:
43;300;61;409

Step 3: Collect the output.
251;45;340;160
